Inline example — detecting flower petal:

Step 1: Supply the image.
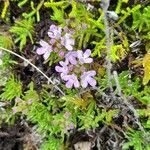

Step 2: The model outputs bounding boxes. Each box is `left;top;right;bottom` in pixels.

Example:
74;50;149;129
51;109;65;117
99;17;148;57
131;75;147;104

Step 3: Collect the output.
55;66;63;73
84;49;91;58
49;24;57;31
77;50;83;59
59;60;69;66
88;78;96;87
58;51;65;57
84;58;93;63
65;44;73;51
65;51;77;64
40;40;49;47
36;47;46;55
70;57;77;65
66;81;73;88
81;79;88;88
50;39;56;45
43;51;50;60
74;79;80;88
88;70;96;76
61;75;70;81
48;32;54;38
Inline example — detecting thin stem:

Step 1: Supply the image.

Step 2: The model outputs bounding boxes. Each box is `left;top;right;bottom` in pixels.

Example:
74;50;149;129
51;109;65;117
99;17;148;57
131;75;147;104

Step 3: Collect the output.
102;0;113;92
101;1;144;131
0;47;65;96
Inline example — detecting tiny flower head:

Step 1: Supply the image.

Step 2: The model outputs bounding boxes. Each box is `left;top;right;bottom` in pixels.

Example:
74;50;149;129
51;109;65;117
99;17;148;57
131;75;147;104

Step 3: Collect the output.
81;70;96;88
27;99;32;105
66;122;75;130
61;33;75;51
77;49;93;64
65;51;77;65
62;74;80;88
15;97;21;103
50;39;56;45
55;60;69;76
48;24;62;39
36;40;52;60
68;64;74;71
64;111;71;119
58;50;65;58
63;27;75;35
69;122;75;130
12;107;17;114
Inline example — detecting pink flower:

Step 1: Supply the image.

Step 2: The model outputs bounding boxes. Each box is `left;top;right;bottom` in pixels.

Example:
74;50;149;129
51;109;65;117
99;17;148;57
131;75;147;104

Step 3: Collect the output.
36;40;52;60
68;64;74;71
80;71;96;88
58;51;65;57
15;97;21;103
77;49;93;64
64;112;71;119
55;60;69;76
66;122;75;130
48;24;62;39
65;51;77;65
27;99;32;105
62;74;80;88
61;33;75;51
50;39;56;45
12;107;17;114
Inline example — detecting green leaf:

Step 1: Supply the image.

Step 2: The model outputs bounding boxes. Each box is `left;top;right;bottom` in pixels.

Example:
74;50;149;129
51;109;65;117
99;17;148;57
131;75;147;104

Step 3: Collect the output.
9;18;34;51
0;75;22;100
132;6;150;32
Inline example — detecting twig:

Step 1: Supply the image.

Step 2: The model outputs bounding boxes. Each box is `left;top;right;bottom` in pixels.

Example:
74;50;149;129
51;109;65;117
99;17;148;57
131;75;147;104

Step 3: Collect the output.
101;0;113;92
101;0;145;132
0;47;65;96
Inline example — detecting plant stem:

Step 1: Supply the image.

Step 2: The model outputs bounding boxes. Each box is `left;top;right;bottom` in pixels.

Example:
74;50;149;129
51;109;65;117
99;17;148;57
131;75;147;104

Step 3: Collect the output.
101;0;113;92
101;0;144;132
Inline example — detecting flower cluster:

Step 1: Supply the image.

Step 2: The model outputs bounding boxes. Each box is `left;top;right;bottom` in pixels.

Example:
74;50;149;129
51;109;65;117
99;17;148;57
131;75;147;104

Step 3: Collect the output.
36;24;96;88
36;24;75;60
55;49;96;88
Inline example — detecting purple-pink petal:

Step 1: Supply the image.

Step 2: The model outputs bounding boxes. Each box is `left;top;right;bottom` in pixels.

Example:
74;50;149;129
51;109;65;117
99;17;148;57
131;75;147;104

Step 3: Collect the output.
49;24;56;31
88;70;96;76
58;51;65;57
84;49;91;58
43;51;51;60
48;24;62;39
55;66;63;73
62;74;79;88
84;58;93;63
81;79;88;88
36;40;52;60
66;81;73;88
77;50;93;64
61;33;75;51
59;60;69;66
77;50;84;63
88;78;96;87
55;60;69;75
81;71;96;88
65;51;77;65
74;79;80;88
39;40;48;47
36;47;46;55
50;39;56;45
